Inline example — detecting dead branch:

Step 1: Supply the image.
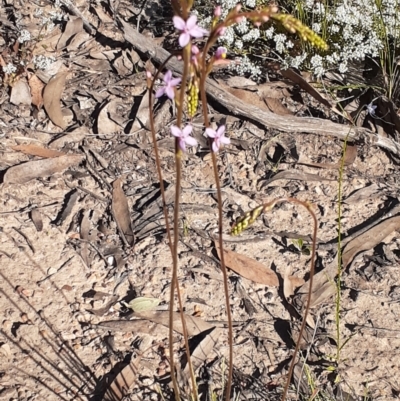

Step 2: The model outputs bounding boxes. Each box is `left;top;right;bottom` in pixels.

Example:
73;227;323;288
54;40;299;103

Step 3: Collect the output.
120;19;400;156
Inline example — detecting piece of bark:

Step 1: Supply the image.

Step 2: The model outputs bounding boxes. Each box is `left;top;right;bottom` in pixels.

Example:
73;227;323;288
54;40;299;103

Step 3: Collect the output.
120;19;400;156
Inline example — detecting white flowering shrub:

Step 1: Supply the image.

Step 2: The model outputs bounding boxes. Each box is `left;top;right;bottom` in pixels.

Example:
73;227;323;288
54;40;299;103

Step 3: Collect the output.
197;0;400;80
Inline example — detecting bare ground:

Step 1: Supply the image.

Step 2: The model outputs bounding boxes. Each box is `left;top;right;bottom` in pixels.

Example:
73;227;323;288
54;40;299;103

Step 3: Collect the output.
1;1;400;400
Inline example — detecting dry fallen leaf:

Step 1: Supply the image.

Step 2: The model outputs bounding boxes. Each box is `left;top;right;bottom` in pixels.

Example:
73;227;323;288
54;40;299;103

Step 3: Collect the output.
3;154;83;184
28;74;44;108
103;355;141;401
11;144;65;158
57;16;83;50
97;100;121;137
264;97;293;116
280;68;332;109
180;327;221;386
112;178;135;247
10;79;31;106
133;310;214;337
215;244;279;286
30;208;43;232
260;169;335;188
342;216;400;269
283;266;305;299
43;71;69;129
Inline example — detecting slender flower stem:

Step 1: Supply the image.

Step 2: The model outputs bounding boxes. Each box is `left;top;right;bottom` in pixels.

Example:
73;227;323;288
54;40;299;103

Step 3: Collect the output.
200;47;233;401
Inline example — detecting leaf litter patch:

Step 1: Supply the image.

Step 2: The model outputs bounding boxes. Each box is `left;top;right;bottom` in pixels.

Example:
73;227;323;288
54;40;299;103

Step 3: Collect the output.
0;0;400;400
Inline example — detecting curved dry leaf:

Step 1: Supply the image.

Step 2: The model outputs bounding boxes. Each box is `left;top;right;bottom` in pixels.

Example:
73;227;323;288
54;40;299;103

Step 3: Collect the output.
103;355;141;401
30;208;43;232
215;244;279;286
3;154;83;184
112;178;135;247
181;327;221;386
264;97;293;116
260;169;335;188
28;74;44;108
97;100;121;136
43;71;69;129
133;310;214;337
280;68;332;109
342;216;400;269
10;79;31;106
11;144;65;158
57;17;83;50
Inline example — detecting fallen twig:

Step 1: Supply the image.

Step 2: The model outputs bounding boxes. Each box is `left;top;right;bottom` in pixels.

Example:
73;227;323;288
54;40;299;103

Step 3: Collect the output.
120;19;400;156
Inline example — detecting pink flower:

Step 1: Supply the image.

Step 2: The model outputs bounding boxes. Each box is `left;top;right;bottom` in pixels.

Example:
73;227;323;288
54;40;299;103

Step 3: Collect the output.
215;47;227;59
171;125;198;152
214;6;222;17
155;70;181;99
205;125;230;152
173;15;209;47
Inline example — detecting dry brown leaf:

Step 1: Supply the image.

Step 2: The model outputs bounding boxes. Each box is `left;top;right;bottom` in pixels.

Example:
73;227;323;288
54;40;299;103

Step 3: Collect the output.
112;178;135;247
215;244;279;286
133;310;214;337
181;327;221;386
97;100;121;137
283;266;305;299
80;209;90;267
11;144;65;158
280;68;332;109
344;183;382;204
103;355;141;401
3;154;83;184
43;71;69;129
90;295;119;316
57;17;83;50
298;144;357;169
264;97;293;116
30;208;43;232
28;74;44;108
342;216;400;269
260;169;335;188
10;79;31;105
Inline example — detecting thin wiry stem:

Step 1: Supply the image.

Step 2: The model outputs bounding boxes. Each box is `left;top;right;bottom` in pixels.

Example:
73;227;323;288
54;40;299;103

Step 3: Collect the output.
148;53;196;400
199;51;233;401
230;197;318;401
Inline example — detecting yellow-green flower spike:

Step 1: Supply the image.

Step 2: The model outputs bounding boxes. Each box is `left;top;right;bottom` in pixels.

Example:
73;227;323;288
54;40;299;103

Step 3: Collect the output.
272;13;329;51
231;205;264;235
187;80;199;118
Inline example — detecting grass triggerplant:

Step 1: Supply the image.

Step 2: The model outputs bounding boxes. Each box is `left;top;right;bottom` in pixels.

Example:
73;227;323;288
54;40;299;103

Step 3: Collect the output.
147;2;327;400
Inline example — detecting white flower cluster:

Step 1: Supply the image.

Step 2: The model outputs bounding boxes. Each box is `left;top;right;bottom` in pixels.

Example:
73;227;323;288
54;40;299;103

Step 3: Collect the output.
206;0;400;78
32;55;56;70
18;29;31;43
2;63;17;74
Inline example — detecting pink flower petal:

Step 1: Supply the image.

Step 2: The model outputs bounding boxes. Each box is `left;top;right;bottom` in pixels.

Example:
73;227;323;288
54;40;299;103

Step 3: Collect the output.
217;125;226;136
186;15;198;30
155;87;165;98
163;70;172;83
170;125;182;137
190;26;209;38
179;32;190;47
212;141;219;153
221;136;230;145
179;138;186;152
182;125;193;137
170;77;182;86
165;86;175;99
205;128;216;138
184;136;198;147
173;16;186;30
